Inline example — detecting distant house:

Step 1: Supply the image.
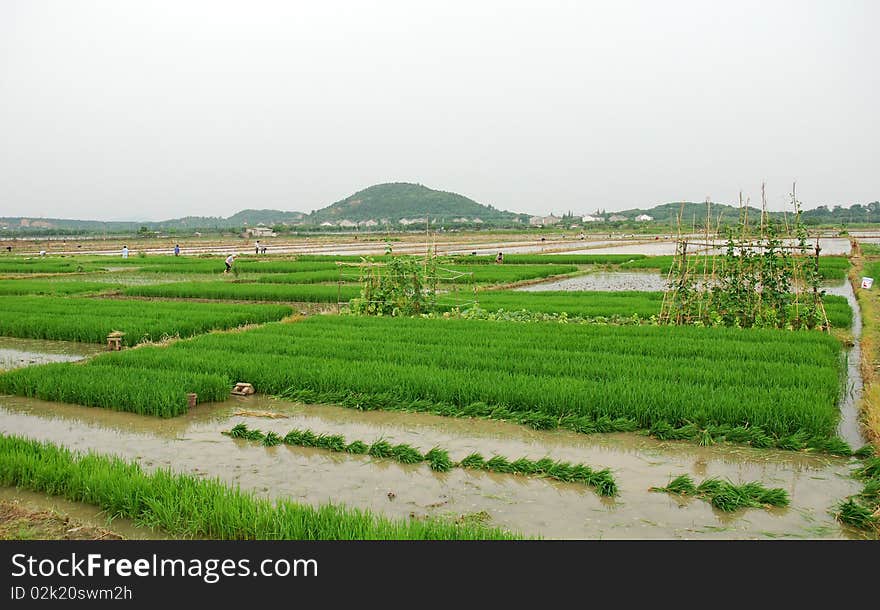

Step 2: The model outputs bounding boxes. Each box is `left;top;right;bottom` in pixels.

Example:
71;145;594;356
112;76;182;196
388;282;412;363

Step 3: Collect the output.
398;217;428;226
452;217;470;224
608;215;628;222
359;219;379;227
244;226;276;238
529;215;561;227
472;218;484;224
581;215;602;223
635;214;654;222
338;219;357;228
319;221;335;227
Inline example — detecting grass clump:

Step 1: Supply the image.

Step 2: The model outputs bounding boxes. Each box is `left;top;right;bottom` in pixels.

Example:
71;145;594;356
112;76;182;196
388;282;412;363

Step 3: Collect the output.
651;474;789;512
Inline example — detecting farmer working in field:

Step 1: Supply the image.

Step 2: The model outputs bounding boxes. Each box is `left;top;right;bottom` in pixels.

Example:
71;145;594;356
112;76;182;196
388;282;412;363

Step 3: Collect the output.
224;253;237;273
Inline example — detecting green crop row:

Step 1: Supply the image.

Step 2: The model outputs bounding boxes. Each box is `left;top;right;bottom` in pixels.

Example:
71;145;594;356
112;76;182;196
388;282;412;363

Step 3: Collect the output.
447;254;648;265
226;423;617;496
0;279;121;296
123;282;360;302
0;363;229;417
650;474;790;512
0;258;109;274
0;434;519;539
620;255;850;280
0;295;293;345
259;264;578;286
450;290;852;329
31;316;844;438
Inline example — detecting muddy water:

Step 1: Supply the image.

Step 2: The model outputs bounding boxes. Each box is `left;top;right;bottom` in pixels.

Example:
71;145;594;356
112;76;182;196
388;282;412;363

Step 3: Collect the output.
825;280;867;447
0;487;169;540
0;337;104;371
0;395;867;539
516;271;668;292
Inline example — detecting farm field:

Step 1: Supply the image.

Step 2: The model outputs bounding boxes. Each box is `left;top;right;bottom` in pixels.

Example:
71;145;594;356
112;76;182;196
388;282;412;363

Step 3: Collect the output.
0;296;292;344
621;254;851;280
453;290;853;329
0;244;875;540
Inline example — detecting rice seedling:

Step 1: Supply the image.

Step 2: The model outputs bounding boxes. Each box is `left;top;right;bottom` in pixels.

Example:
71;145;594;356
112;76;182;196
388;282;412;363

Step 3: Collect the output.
853;445;876;459
0;295;292;345
261;431;283;446
0;363;229;417
123;282;360;303
0;259;109;274
368;440;395;459
425;447;454;472
444;291;852;330
858;480;880;502
448;254;647;266
228;423;249;438
0;434;519;540
622;254;850;280
832;455;880;533
834;499;878;530
344;441;369;454
42;315;844;442
391;444;424;464
656;474;698;495
226;425;617;495
854;457;880;480
0;279;121;296
459;453;486;469
651;474;790;512
484;455;514;474
510;458;539;475
316;434;347;452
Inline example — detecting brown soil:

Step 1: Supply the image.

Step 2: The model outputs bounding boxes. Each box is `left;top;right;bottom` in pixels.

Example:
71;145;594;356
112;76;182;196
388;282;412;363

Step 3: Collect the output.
0;499;124;540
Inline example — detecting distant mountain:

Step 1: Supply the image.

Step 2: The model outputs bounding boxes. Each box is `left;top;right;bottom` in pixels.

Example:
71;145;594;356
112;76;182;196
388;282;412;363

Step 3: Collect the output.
614;202;766;225
611;200;880;226
0;209;306;233
308;182;526;224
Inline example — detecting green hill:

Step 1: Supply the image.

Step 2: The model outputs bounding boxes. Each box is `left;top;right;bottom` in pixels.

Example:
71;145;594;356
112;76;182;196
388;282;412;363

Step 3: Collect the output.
308;182;525;224
617;202;766;225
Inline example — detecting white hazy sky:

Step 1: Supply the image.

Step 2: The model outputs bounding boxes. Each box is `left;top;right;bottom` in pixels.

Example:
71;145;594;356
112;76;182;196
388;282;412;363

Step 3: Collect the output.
1;0;877;221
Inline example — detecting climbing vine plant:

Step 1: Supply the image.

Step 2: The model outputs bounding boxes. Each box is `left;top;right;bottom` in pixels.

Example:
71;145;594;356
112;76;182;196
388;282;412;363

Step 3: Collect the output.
349;255;438;316
660;186;828;331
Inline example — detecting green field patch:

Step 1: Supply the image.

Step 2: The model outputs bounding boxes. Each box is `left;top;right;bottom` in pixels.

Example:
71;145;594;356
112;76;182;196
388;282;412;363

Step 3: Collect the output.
0;434;518;539
0;295;292;344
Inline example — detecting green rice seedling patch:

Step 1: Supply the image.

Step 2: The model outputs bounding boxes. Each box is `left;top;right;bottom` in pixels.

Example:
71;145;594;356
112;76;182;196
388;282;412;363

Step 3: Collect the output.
833;456;880;534
0;296;292;344
0;434;518;540
622;255;850;280
0;280;121;296
224;425;618;495
0;363;229;417
651;474;790;512
123;282;360;303
447;254;647;265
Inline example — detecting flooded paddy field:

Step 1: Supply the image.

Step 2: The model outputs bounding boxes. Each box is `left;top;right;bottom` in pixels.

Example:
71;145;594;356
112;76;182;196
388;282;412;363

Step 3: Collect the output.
0;395;867;539
0;243;873;540
0;337;104;371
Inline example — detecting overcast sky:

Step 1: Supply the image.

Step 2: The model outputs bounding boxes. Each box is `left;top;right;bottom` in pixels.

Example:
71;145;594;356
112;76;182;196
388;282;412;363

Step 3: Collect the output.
1;0;877;220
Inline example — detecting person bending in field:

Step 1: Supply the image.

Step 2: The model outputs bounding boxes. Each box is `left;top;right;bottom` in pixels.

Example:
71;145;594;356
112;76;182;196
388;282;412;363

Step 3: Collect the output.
495;251;504;264
224;253;236;273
